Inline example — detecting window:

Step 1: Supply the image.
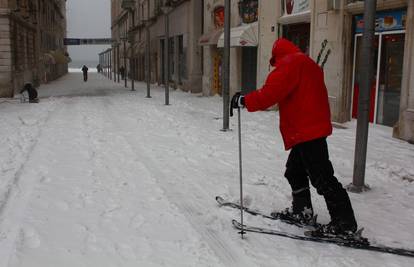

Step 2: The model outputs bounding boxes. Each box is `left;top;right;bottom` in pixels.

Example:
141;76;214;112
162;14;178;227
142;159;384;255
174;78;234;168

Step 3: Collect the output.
238;0;258;24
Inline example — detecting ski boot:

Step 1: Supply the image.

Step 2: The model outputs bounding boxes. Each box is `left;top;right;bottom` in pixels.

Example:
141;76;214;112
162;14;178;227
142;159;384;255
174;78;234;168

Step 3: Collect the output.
306;220;369;246
271;187;318;227
270;206;318;227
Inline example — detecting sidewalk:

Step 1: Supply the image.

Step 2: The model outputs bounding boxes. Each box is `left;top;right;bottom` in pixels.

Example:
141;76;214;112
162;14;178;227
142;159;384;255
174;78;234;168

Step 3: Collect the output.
0;73;413;266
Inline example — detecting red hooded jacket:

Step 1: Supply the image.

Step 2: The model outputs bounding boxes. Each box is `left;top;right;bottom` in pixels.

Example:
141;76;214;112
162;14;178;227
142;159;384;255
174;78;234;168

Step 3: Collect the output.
244;38;332;150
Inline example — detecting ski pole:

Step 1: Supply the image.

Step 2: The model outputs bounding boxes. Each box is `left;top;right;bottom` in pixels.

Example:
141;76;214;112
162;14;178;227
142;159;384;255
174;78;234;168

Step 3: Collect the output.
237;107;246;238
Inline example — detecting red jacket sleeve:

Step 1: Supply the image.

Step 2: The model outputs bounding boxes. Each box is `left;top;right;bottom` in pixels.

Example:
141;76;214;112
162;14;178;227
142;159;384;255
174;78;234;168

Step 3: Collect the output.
244;56;301;112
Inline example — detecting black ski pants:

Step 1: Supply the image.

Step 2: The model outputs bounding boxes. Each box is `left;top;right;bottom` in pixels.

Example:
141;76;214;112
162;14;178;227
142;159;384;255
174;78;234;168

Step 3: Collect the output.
284;137;357;227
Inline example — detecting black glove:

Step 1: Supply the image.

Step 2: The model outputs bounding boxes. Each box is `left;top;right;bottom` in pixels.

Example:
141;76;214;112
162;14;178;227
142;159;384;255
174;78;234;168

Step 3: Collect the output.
230;92;245;117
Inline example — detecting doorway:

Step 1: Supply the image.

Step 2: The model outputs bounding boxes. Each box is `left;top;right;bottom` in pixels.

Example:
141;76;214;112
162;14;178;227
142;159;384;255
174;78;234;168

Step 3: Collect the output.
241;47;258;94
283;23;310;54
351;31;405;127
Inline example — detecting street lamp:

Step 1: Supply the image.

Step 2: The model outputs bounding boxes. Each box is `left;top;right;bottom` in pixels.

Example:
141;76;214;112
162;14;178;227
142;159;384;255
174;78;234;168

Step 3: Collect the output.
161;5;173;105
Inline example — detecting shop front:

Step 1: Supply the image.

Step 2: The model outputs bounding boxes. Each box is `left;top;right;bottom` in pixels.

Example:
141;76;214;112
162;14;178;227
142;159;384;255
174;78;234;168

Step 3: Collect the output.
216;0;259;94
279;0;311;54
199;5;225;95
351;9;407;127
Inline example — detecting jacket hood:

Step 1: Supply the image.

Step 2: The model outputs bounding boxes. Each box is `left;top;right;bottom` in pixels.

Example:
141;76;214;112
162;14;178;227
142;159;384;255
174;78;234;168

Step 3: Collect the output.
269;38;301;66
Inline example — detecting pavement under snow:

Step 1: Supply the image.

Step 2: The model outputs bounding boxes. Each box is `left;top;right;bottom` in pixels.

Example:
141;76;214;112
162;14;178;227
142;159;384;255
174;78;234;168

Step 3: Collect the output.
0;73;413;267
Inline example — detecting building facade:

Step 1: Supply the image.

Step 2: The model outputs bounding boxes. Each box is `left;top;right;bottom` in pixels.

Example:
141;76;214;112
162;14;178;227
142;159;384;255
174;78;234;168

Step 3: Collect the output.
200;0;414;143
111;0;203;92
0;0;68;98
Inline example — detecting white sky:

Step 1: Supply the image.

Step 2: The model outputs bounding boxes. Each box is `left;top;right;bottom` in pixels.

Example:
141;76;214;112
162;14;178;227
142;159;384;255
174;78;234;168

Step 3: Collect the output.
66;0;111;65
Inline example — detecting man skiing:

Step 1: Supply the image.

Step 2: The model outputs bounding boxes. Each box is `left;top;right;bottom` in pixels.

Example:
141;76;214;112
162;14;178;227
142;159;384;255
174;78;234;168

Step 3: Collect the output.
230;38;357;237
81;65;89;82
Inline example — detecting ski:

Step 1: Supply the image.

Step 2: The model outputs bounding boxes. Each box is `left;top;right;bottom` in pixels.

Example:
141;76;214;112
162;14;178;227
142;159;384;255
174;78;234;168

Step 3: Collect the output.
216;196;319;229
232;219;414;258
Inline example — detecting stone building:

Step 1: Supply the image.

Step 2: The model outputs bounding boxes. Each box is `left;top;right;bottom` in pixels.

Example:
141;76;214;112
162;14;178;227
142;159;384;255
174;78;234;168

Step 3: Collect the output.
200;0;414;143
111;0;202;92
0;0;68;98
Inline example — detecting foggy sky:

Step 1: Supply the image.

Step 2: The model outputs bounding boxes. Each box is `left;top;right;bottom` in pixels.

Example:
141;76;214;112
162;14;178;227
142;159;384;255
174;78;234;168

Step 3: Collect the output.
67;0;111;65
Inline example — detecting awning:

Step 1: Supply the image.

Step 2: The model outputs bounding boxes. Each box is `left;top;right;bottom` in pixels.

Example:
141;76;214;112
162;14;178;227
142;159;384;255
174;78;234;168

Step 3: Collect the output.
198;29;223;46
217;22;258;48
278;10;311;25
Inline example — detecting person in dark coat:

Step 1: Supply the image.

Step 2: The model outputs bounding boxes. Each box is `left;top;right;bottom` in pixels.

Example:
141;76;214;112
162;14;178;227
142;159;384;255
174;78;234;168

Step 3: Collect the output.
119;66;125;80
96;64;102;73
20;82;39;103
230;38;357;236
82;65;89;82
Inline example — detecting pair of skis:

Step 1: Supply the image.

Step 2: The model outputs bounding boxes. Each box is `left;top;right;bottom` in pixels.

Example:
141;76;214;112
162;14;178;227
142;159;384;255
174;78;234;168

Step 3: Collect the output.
217;196;414;258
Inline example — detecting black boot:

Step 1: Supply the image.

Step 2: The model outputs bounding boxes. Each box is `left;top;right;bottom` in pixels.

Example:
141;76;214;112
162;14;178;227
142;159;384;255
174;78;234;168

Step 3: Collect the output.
323;187;357;233
271;187;316;226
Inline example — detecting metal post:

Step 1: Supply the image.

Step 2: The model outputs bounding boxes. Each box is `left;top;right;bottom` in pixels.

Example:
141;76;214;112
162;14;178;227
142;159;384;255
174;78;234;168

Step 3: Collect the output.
164;11;170;105
146;3;152;98
237;108;245;239
106;52;108;77
104;52;106;77
124;40;128;88
113;47;117;83
109;49;112;80
117;44;120;83
102;53;104;76
349;0;377;193
222;0;231;131
131;57;135;91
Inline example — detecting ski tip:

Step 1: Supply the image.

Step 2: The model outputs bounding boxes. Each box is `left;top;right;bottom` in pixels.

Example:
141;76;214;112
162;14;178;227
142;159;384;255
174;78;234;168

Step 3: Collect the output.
232;219;242;228
215;196;225;205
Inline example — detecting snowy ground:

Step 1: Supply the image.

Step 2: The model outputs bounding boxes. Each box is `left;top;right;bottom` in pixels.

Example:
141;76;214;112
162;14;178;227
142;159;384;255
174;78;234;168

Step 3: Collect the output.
0;73;413;267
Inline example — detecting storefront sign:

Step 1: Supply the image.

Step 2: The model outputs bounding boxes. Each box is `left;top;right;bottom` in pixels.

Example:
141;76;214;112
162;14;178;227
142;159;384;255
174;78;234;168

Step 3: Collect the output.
214;7;225;28
284;0;310;15
355;10;407;33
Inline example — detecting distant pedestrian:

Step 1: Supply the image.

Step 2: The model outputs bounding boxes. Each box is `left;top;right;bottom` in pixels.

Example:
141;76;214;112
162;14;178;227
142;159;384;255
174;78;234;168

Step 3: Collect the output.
82;65;89;82
96;64;102;73
119;66;125;80
20;82;39;103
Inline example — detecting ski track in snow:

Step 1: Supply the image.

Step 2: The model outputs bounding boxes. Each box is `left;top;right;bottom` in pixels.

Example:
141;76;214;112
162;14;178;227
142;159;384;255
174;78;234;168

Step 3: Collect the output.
0;73;413;267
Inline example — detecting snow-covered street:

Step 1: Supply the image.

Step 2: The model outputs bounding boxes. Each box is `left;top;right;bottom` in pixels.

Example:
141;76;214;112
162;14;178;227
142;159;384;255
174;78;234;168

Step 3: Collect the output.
1;73;414;267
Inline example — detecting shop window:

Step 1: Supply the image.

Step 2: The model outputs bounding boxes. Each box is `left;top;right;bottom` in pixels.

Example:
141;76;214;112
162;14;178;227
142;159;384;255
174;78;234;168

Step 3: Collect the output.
238;0;258;24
